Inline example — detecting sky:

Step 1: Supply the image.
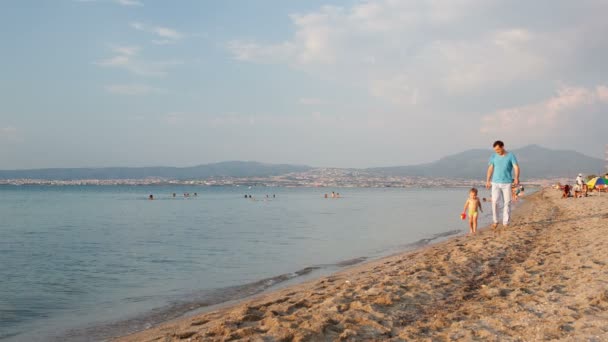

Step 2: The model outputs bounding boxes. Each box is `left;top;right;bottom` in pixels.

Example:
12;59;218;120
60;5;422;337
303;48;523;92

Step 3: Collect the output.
0;0;607;169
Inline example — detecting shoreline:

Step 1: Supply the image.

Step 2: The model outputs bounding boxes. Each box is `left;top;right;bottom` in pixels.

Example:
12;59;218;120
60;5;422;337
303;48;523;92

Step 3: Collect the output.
109;195;519;341
56;228;464;342
112;187;608;341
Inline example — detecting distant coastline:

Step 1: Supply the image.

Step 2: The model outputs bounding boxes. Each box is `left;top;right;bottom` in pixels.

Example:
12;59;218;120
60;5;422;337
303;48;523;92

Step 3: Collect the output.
0;175;550;188
1;145;604;184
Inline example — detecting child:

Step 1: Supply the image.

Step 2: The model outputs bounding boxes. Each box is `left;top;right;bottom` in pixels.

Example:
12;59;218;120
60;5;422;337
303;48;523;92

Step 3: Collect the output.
463;188;483;235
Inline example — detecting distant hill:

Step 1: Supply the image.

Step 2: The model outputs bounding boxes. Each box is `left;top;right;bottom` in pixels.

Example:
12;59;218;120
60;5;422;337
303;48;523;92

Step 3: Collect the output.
1;145;603;181
0;161;312;180
368;145;605;179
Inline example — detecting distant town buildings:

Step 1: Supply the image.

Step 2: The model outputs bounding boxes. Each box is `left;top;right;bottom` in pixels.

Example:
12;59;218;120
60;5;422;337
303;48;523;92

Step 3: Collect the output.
0;168;547;188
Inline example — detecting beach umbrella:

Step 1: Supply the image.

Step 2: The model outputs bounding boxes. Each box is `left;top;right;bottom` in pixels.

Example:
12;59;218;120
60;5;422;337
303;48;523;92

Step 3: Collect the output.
587;177;607;190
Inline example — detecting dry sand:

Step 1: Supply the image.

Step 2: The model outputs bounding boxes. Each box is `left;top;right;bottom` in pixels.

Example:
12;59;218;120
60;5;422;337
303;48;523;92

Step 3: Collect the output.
116;188;608;341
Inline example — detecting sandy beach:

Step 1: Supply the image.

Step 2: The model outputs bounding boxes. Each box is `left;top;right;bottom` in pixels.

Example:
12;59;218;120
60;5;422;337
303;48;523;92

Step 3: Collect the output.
116;188;608;341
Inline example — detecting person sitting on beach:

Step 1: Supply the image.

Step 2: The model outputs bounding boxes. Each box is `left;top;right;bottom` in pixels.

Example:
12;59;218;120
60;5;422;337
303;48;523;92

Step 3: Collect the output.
582;183;589;197
562;184;571;198
463;188;483;235
149;194;154;200
573;184;582;198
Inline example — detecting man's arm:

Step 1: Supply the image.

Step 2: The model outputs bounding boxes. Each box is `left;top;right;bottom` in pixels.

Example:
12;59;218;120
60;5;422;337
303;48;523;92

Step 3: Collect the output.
486;165;494;189
513;164;520;185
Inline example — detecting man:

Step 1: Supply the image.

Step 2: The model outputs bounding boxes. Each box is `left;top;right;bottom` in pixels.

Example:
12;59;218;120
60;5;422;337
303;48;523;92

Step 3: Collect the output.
485;140;520;229
576;173;584;187
574;173;584;198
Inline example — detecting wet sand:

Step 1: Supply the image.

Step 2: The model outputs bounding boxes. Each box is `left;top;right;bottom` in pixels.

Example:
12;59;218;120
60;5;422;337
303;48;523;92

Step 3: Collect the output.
116;188;608;341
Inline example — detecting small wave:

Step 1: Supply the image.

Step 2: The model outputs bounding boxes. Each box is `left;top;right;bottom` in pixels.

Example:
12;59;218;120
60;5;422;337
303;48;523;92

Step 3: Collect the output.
54;265;327;341
334;256;368;267
401;229;461;249
294;266;321;276
0;331;21;340
53;231;458;341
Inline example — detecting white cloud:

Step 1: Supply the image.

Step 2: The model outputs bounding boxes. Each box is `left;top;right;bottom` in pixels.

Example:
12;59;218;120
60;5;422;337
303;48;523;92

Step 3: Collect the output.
95;45;181;77
227;0;608;108
154;27;181;40
0;126;22;143
104;84;163;95
480;84;608;138
369;76;420;105
152;40;172;46
114;0;142;6
97;55;130;67
227;40;295;63
130;22;183;42
74;0;143;5
112;45;139;56
298;98;323;105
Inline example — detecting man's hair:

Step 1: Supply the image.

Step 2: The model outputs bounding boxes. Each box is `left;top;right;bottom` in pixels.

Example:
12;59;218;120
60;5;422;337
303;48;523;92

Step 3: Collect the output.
493;140;504;148
470;187;478;194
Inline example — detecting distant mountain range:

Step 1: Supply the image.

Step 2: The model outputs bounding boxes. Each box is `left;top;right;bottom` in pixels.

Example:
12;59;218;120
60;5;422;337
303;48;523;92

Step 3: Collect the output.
0;145;604;180
368;145;605;179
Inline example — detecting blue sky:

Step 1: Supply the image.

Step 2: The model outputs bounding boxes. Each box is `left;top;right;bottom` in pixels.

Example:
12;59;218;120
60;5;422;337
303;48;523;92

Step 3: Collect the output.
1;0;607;169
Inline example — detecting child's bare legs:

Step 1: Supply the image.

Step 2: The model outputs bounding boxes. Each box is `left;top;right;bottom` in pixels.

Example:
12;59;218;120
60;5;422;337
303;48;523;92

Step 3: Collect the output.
472;214;478;234
468;216;474;235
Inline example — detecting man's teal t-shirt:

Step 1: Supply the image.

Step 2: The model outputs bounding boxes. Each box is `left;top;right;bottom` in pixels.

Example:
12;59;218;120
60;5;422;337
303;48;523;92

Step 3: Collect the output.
489;152;518;184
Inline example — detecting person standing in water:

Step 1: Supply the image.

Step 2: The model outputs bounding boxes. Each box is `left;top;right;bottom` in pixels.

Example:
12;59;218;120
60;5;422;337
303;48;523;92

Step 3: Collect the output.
485;140;520;229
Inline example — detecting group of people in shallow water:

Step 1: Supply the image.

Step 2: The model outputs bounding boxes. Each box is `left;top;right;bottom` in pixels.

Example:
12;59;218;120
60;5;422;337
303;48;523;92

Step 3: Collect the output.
244;194;276;199
324;191;341;198
148;192;198;200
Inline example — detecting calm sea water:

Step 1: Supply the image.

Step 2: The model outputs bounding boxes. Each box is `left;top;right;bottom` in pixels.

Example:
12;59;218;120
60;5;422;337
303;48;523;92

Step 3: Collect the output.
0;186;493;341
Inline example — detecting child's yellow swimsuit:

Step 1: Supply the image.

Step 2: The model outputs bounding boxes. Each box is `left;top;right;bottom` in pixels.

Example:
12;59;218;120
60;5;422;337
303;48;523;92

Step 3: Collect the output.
468;200;479;217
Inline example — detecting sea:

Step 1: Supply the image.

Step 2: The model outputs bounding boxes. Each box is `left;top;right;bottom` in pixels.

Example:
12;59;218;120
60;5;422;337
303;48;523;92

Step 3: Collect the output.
0;185;496;341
